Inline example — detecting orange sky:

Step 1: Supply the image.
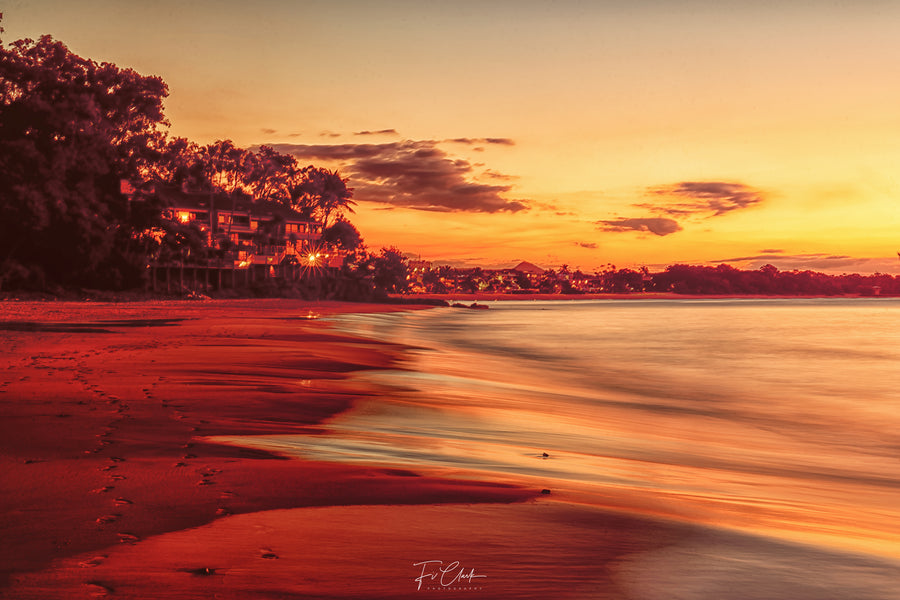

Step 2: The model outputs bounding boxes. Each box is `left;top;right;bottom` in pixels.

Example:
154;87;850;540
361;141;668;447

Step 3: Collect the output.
5;1;900;272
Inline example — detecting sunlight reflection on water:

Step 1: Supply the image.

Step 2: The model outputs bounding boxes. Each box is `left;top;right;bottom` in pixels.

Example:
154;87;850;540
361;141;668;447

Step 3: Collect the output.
217;299;900;588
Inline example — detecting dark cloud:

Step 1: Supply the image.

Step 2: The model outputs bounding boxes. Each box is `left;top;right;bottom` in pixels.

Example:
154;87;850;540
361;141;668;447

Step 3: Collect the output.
260;128;277;135
602;181;764;238
269;143;396;161
641;181;765;217
760;248;784;254
597;218;682;236
576;242;598;249
354;129;399;136
445;138;515;146
270;140;528;213
319;131;341;138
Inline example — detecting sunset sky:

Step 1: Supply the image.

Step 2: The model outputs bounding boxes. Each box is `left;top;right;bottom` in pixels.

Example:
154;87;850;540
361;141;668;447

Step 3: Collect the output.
5;0;900;272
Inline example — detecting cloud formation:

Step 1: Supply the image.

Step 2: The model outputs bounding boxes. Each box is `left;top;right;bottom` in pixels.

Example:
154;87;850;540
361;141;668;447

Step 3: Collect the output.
481;169;518;181
597;217;682;236
270;140;527;213
576;242;598;249
354;129;399;136
445;138;515;146
641;181;765;217
602;180;765;238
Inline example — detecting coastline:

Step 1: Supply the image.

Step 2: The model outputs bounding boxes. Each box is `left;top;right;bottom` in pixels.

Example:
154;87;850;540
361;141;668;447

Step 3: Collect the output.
5;299;896;598
0;300;541;594
393;292;893;303
0;298;684;599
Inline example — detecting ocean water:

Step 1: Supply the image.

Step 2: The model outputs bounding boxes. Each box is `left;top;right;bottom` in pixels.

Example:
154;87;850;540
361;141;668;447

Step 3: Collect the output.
222;298;900;597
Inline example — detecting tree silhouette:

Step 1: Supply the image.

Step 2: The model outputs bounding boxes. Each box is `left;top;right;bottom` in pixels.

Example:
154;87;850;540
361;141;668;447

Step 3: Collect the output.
245;145;296;203
322;218;363;252
371;247;408;294
290;167;355;229
0;23;168;290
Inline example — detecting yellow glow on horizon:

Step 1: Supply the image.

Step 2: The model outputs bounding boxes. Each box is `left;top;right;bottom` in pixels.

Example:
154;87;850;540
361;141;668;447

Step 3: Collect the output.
5;2;900;273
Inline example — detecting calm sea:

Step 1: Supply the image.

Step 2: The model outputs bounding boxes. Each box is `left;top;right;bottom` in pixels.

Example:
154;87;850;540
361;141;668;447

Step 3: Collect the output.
227;299;900;597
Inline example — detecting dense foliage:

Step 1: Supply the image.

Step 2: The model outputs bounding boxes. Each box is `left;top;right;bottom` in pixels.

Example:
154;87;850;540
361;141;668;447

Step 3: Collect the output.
0;21;359;294
0;26;169;290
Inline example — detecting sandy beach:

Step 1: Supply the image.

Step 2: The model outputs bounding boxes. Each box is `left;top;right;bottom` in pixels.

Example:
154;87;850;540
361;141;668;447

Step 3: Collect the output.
4;298;900;599
0;299;689;599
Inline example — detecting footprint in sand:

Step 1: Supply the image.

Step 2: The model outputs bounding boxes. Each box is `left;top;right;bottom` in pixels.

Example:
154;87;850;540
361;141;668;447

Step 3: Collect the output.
260;548;279;559
113;497;133;506
90;486;115;494
85;580;114;597
179;567;217;576
117;533;140;544
99;465;117;472
95;514;121;526
78;555;107;568
109;474;127;481
215;507;232;516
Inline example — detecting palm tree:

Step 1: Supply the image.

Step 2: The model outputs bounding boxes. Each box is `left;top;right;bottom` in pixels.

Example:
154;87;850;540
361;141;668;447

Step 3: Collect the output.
290;166;355;229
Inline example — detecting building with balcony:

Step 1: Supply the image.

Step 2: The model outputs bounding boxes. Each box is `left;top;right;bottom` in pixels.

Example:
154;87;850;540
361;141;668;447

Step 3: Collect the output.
158;187;323;267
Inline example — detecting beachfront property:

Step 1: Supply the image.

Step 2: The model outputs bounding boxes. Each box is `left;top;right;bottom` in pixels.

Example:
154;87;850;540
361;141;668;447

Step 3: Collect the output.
157;187;323;268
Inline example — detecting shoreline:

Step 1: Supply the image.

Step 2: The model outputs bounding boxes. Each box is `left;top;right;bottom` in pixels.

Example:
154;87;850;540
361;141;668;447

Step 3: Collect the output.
0;299;695;599
394;292;895;302
3;299;900;598
0;299;546;596
0;299;708;599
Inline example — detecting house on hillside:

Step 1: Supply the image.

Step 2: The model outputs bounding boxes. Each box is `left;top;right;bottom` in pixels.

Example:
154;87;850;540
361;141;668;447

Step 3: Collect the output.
157;187;323;267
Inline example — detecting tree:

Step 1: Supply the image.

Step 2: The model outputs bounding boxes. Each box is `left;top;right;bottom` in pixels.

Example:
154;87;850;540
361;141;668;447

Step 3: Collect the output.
290;166;355;229
371;247;408;294
144;136;205;190
322;218;363;252
245;145;296;203
0;24;169;290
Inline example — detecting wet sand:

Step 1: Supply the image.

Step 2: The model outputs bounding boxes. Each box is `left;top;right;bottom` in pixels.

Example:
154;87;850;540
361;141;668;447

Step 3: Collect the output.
0;299;666;598
5;299;888;599
0;301;536;593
